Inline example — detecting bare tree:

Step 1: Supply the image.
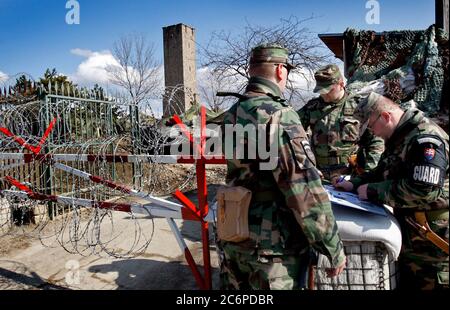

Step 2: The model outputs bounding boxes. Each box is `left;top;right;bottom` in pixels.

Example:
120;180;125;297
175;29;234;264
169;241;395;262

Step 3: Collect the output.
200;16;333;104
107;34;160;106
197;68;240;112
107;34;161;188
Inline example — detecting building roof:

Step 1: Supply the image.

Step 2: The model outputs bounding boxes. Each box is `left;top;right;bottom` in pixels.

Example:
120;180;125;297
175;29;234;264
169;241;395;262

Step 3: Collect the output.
318;33;345;60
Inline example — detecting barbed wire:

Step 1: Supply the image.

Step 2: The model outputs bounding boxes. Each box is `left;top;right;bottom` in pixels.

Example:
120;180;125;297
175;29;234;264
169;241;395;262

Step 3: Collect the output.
0;83;206;259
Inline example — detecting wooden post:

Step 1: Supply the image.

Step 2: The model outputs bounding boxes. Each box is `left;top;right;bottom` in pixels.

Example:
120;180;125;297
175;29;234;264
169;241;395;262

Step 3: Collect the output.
436;0;449;33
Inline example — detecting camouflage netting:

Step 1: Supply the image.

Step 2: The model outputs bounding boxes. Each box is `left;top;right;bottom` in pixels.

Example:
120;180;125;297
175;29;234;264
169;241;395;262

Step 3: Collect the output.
344;25;449;131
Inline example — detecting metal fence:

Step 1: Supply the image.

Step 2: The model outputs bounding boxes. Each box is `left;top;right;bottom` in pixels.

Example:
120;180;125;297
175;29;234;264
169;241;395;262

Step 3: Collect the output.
1;84;143;219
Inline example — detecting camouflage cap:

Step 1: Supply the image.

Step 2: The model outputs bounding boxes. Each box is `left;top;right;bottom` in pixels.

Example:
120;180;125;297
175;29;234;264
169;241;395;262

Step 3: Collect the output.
354;91;383;134
313;64;343;94
249;44;295;70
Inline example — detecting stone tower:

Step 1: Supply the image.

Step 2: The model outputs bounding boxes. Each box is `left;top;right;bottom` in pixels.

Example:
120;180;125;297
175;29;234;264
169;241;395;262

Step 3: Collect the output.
162;23;197;117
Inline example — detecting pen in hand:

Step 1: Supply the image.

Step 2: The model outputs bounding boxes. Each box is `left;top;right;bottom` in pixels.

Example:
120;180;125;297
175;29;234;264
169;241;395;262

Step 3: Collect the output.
336;176;345;184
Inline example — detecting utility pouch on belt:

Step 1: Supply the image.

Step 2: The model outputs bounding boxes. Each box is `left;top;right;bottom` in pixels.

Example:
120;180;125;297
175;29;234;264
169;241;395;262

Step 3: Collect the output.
216;186;252;243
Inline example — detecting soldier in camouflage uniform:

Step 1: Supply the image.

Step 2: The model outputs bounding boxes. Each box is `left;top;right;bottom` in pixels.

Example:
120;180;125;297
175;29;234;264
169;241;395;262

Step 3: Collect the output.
218;44;346;290
298;64;384;183
336;92;449;290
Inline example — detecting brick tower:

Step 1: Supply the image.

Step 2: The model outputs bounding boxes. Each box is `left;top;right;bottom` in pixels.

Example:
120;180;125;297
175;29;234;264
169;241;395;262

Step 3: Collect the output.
162;23;198;117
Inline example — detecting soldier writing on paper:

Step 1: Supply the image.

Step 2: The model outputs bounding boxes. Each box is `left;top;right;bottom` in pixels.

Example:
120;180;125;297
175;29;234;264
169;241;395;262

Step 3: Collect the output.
335;92;449;290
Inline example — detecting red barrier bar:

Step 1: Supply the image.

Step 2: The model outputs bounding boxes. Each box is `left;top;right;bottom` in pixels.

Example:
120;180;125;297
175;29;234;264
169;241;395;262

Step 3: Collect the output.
34;117;57;154
89;175;133;194
0;117;57;154
4;177;132;212
184;248;206;290
173;189;202;221
198;106;211;289
17;153;225;165
0;127;36;153
4;176;33;194
171;106;213;289
3;109;221;290
172;115;194;143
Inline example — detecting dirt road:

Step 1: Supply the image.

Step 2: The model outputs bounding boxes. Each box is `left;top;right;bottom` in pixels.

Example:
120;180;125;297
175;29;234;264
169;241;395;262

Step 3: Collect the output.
0;187;222;290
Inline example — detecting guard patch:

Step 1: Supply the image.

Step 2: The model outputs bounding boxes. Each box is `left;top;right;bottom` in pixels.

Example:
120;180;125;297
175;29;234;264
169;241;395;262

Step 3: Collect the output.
413;165;441;185
424;148;436;161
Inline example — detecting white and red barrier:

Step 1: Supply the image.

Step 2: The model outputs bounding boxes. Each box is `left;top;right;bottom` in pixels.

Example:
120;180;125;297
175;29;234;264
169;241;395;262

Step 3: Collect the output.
0;106;225;290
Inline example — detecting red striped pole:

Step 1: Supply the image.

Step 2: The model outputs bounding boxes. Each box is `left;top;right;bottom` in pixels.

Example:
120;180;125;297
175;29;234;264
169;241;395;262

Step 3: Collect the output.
171;107;212;289
198;106;212;290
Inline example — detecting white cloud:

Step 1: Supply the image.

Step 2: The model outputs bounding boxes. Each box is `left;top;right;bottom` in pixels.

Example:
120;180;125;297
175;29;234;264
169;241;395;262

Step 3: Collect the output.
289;68;315;91
70;48;119;85
70;48;95;58
68;47;168;118
69;48;165;90
0;71;8;83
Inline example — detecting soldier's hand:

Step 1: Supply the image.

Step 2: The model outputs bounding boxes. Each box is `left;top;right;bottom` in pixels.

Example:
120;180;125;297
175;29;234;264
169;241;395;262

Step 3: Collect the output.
317;169;324;179
333;180;353;191
325;256;346;278
357;184;368;200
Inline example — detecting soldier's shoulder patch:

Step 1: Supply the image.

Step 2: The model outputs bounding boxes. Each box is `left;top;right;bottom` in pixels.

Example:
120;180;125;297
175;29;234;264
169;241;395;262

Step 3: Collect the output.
424;147;436;161
408;134;447;188
417;136;443;147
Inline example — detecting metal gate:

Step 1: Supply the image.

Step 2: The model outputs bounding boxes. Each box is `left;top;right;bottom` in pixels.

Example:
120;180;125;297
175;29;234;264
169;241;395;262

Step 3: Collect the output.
0;83;143;219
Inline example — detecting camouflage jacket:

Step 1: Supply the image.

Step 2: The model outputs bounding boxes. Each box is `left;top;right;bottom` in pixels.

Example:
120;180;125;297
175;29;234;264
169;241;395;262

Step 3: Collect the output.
350;108;449;209
298;91;384;171
349;108;449;278
221;77;345;267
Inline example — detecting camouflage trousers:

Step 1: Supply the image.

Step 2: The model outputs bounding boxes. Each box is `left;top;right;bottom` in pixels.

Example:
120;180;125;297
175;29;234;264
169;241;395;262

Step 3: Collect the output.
397;216;449;290
219;243;309;290
399;248;449;290
399;257;448;290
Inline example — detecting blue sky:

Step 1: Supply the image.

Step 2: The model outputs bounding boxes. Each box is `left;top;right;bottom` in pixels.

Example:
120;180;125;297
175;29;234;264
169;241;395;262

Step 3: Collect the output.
0;0;436;85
